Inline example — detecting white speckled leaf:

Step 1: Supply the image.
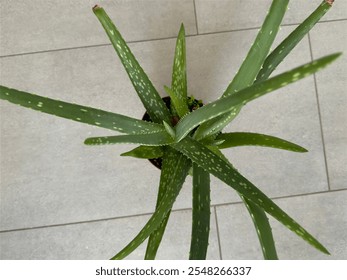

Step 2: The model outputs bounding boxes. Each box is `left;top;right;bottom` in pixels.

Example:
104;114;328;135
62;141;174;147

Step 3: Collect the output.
195;0;289;139
172;137;329;255
110;147;191;260
93;6;171;124
84;130;173;146
256;0;333;83
240;195;278;259
223;0;289;97
189;163;210;260
208;145;278;259
170;24;189;118
176;53;341;141
0;86;163;135
217;132;307;152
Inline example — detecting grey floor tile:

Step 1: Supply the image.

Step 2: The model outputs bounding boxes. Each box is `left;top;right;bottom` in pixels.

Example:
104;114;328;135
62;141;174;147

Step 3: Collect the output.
216;190;347;259
195;0;346;34
309;21;347;190
0;25;329;230
0;0;197;56
0;209;220;260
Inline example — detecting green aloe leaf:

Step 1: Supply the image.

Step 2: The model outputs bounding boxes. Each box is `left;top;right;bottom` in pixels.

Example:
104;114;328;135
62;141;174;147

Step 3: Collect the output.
164;86;188;119
176;53;341;142
189;163;210;260
121;146;164;159
84;131;173;146
145;147;175;259
110;148;191;259
240;195;278;260
256;0;334;83
0;85;163;135
170;24;189;118
172;137;329;255
162;120;176;139
224;0;289;96
93;6;171;124
206;145;278;259
217;132;307;152
194;0;289;139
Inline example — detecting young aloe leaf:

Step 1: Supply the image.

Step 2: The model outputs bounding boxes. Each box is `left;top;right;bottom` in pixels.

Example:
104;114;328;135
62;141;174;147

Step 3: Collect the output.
162;120;176;139
110;148;191;259
256;0;334;83
193;107;240;140
216;132;307;152
0;85;163;135
84;131;173;146
176;53;341;142
171;23;189;118
172;137;330;255
195;0;289;139
93;6;171;124
189;163;210;260
121;145;164;159
145;147;175;259
164;86;188;118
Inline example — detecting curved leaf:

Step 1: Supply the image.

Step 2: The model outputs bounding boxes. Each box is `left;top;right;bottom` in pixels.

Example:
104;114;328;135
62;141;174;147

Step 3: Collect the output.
0;85;163;135
216;132;307;152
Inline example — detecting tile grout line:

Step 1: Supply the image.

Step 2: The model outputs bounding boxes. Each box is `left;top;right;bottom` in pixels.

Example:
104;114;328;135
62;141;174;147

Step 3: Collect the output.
1;188;346;234
2;18;346;59
307;31;331;191
192;0;200;35
213;206;223;260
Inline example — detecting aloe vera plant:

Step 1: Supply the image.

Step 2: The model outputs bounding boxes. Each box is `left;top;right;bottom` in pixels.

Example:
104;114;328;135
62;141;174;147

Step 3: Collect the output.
0;0;340;259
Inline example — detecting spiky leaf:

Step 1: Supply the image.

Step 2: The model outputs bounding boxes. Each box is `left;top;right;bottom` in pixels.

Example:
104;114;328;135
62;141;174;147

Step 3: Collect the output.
176;53;341;141
256;0;333;83
0;85;163;135
195;0;289;139
145;147;177;259
172;137;329;255
93;6;171;124
164;86;188;118
217;132;307;152
170;24;189;118
110;148;191;259
207;144;278;259
189;163;210;260
84;131;173;146
240;195;278;260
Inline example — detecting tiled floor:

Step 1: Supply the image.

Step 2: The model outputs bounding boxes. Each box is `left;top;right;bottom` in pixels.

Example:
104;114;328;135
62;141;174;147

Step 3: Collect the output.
0;0;346;260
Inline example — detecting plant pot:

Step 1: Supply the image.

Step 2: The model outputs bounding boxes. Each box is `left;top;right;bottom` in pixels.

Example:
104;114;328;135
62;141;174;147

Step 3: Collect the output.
142;96;203;169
